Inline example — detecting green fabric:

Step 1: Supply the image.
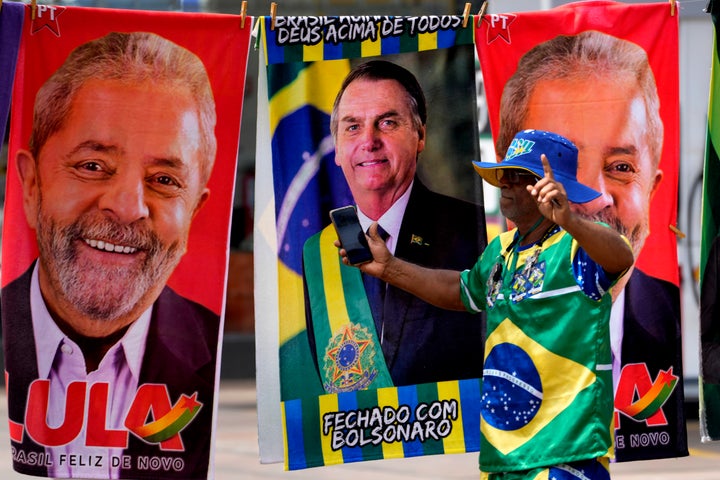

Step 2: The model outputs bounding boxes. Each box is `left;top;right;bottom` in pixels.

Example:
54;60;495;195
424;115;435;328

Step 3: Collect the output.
279;331;325;399
701;0;720;440
701;8;720;273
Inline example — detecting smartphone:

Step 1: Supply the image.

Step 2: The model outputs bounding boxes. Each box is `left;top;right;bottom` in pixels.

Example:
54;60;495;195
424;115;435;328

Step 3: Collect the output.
329;205;373;266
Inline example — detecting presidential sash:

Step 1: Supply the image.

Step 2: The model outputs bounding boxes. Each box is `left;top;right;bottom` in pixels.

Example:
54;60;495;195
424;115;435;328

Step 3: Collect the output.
303;225;393;393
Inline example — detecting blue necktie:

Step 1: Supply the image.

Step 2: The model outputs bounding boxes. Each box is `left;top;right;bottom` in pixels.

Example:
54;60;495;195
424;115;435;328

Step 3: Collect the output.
362;225;389;340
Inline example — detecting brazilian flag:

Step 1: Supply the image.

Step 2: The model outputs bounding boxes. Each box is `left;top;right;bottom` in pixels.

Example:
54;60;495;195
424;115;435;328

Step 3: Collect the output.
264;55;354;401
701;0;720;440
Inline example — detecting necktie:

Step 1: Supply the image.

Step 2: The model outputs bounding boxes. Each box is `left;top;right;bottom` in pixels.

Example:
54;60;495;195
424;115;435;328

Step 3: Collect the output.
362;225;389;341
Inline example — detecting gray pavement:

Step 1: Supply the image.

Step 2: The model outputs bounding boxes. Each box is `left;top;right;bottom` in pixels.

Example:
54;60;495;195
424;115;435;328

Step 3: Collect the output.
0;381;719;479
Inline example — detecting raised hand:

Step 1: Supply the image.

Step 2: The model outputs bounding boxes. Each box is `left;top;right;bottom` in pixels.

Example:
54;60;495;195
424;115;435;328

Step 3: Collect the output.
527;154;570;225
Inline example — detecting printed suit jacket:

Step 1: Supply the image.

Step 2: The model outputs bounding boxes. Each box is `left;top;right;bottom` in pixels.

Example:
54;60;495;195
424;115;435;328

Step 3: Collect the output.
306;179;487;387
1;263;220;479
615;267;687;461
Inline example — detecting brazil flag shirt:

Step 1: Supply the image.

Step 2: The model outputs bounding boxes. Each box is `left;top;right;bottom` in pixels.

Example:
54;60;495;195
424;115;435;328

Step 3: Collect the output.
460;225;618;473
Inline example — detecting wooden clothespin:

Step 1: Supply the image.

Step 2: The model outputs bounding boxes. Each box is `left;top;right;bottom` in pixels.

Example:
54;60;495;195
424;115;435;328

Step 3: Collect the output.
669;224;685;239
240;0;247;28
462;3;472;28
270;2;278;31
31;0;37;20
479;0;488;20
669;0;676;16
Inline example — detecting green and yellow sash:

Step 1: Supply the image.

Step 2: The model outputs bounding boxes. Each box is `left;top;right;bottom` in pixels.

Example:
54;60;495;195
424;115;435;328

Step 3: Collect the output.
303;225;393;392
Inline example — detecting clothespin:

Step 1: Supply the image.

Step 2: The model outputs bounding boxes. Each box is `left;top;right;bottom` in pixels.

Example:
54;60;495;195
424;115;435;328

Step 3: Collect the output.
31;0;37;20
240;0;247;28
462;2;472;28
479;0;488;20
669;0;676;16
669;224;686;239
270;2;277;31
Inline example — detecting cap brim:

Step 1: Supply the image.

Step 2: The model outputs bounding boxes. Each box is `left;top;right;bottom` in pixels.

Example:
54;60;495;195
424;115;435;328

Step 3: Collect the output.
472;161;539;188
472;161;601;204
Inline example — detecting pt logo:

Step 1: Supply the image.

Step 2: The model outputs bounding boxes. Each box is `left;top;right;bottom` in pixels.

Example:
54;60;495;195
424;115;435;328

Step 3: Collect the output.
31;5;66;37
11;380;202;450
614;363;678;428
481;13;517;45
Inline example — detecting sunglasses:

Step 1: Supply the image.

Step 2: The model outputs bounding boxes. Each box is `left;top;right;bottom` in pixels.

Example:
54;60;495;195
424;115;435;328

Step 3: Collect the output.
496;169;539;185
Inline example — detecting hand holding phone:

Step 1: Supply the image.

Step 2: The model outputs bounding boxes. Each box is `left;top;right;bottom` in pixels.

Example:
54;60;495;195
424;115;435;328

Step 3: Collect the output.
329;205;373;266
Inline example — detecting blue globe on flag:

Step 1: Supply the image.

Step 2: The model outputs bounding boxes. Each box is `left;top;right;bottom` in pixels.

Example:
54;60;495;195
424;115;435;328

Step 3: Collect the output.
482;342;543;430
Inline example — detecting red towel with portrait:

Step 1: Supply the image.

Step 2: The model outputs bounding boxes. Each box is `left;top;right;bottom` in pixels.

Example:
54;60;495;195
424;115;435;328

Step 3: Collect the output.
476;0;685;462
1;5;251;479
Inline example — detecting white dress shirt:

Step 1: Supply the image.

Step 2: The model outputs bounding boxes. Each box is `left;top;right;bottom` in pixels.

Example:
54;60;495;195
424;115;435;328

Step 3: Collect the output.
30;264;152;479
610;288;626;394
356;180;413;256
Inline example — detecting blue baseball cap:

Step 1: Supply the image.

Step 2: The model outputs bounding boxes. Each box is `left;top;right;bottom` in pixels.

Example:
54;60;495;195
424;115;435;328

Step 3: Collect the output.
472;129;601;204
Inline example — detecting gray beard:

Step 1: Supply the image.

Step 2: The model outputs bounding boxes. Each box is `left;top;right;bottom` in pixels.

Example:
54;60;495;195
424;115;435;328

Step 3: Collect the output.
580;208;646;257
35;209;183;322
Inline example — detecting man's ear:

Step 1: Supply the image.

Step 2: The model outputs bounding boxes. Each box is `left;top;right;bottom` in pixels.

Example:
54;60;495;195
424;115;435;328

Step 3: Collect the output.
16;149;40;230
649;168;663;201
417;125;426;154
191;188;210;220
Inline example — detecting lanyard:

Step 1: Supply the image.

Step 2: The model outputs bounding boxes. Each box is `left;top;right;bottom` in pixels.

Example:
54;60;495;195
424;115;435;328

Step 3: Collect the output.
501;217;544;286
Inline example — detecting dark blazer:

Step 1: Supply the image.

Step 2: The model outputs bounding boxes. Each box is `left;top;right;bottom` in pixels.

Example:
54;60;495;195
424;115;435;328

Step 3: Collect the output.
615;267;687;461
1;264;220;479
306;179;487;387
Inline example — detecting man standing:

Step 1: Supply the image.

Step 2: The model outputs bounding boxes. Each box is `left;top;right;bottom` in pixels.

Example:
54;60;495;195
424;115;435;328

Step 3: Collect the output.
345;129;633;478
495;30;685;459
303;60;485;391
3;32;219;479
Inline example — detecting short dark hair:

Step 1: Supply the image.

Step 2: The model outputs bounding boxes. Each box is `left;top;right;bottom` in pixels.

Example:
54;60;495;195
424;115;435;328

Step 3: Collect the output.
330;60;427;140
